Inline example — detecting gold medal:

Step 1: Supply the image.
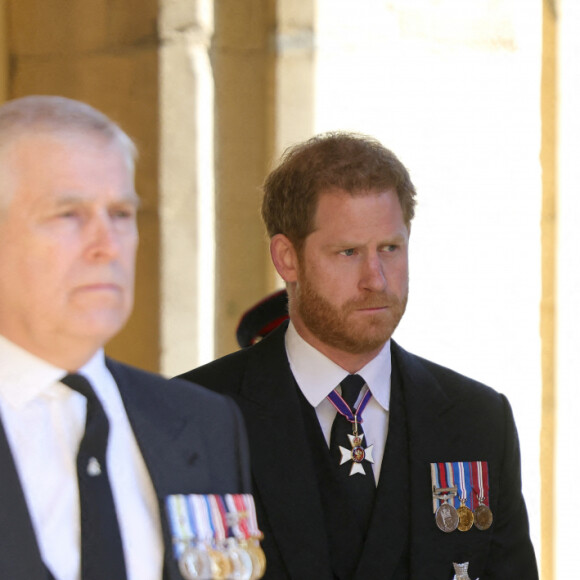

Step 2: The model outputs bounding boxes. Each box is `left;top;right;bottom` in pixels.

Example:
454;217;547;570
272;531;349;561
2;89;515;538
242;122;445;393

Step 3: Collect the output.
457;504;474;532
242;538;267;580
474;504;493;530
207;545;232;580
435;502;459;533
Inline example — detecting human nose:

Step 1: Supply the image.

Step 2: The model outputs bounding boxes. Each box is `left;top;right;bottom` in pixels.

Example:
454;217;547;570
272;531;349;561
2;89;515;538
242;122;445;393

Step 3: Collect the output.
359;253;387;292
86;213;120;260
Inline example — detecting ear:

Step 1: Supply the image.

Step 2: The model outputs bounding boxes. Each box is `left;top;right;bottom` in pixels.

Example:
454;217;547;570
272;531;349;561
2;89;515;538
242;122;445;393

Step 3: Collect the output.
270;234;299;283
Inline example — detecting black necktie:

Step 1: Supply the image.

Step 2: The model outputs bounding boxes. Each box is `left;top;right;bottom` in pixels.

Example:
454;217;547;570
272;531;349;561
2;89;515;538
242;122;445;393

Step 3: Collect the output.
61;373;127;580
329;374;376;533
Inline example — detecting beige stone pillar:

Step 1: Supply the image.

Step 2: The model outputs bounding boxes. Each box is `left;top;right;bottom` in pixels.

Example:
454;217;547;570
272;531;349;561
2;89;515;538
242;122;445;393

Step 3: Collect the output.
0;0;6;102
213;0;315;357
158;0;216;374
7;0;161;371
540;1;557;578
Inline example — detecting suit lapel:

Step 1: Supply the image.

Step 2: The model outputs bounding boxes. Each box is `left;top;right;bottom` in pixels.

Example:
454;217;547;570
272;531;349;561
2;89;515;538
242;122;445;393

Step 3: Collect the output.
108;360;215;494
0;416;47;580
107;360;210;580
236;326;334;580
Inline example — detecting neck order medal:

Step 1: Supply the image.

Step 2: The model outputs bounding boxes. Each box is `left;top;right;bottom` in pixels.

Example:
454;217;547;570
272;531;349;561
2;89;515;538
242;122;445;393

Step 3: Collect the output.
338;428;374;476
328;387;374;477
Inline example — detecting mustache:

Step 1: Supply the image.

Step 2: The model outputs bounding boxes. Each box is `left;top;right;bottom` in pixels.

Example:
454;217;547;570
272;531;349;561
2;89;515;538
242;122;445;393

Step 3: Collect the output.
344;292;404;310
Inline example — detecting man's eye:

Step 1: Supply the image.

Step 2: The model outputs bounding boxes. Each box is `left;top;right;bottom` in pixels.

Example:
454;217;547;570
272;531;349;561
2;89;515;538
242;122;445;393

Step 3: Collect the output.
111;208;136;219
340;248;356;257
59;210;79;219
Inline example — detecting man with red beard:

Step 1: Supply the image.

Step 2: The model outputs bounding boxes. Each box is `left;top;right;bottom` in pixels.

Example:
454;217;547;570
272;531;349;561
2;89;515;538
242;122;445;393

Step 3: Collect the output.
177;132;538;580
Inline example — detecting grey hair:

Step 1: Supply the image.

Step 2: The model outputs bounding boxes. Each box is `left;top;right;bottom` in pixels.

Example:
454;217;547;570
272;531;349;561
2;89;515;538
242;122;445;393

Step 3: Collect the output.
0;95;137;213
0;95;137;163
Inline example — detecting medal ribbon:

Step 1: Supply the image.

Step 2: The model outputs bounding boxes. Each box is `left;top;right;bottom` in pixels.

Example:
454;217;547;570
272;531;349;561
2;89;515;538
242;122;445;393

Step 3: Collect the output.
233;494;251;540
454;461;472;508
470;460;490;506
207;495;227;544
242;494;263;539
190;494;213;545
216;495;235;541
445;462;457;508
166;494;198;559
431;462;458;512
437;462;453;507
327;387;372;425
437;462;447;496
431;463;441;513
224;494;247;541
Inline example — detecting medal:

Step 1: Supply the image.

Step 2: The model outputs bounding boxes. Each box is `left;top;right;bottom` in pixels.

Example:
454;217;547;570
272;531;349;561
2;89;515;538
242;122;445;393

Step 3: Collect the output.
205;496;233;580
338;430;374;476
241;538;267;580
328;387;374;476
192;494;233;580
165;495;212;580
474;504;493;530
240;494;267;580
456;462;474;532
223;494;257;580
432;461;491;534
224;537;253;580
431;462;459;532
435;501;459;533
207;547;231;580
179;546;212;580
470;461;493;530
457;504;474;532
166;493;266;579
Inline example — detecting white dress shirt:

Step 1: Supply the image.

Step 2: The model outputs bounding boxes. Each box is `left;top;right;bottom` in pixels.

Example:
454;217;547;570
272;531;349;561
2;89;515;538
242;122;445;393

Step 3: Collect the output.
285;322;391;484
0;336;163;580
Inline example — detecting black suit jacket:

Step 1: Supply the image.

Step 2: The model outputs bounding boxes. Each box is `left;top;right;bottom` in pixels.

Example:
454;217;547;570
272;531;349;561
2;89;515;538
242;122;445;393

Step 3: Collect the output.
0;358;251;580
178;323;538;580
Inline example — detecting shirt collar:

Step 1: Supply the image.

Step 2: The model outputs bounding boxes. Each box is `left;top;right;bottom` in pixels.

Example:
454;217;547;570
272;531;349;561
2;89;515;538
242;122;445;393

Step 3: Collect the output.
79;350;116;402
0;335;107;409
285;321;391;411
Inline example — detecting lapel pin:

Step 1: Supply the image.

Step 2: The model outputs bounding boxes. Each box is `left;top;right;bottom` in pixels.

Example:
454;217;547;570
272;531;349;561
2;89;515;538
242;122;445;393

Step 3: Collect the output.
87;457;102;476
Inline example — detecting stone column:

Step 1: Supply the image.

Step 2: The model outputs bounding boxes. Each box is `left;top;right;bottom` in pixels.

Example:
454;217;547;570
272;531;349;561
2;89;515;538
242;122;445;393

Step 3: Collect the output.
212;0;315;357
158;0;216;373
7;0;161;370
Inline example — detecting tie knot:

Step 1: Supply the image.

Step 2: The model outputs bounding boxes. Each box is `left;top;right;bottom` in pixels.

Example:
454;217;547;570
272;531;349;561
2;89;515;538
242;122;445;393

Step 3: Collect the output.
61;373;97;401
340;374;366;409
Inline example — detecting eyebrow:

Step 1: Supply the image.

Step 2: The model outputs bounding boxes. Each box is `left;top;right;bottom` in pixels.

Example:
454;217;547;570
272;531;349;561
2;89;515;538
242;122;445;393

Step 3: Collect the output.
332;231;409;247
53;191;141;207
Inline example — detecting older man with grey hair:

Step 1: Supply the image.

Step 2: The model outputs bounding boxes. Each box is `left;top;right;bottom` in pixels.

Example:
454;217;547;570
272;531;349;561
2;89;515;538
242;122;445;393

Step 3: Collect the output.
0;95;250;580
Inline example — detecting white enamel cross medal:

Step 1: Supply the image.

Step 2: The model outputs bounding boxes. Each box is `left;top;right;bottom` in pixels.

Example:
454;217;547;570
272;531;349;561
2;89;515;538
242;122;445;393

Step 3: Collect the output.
339;431;374;476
